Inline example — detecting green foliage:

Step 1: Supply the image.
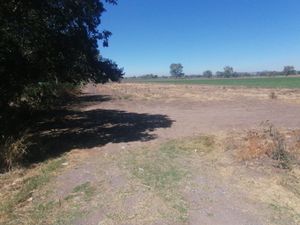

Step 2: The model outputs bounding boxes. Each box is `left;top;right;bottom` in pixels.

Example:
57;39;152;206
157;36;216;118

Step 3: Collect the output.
20;82;78;110
0;0;123;109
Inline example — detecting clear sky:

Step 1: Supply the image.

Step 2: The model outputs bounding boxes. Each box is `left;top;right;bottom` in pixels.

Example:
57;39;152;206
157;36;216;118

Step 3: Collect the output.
101;0;300;76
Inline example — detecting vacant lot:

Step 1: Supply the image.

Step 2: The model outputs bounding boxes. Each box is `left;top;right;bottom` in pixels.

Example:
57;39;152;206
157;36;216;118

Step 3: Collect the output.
1;83;300;225
134;76;300;89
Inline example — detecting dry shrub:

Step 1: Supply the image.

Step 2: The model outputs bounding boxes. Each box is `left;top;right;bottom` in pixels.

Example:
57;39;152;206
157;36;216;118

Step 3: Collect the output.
238;122;291;169
263;123;291;169
0;133;29;172
238;131;273;161
269;91;277;99
286;130;300;158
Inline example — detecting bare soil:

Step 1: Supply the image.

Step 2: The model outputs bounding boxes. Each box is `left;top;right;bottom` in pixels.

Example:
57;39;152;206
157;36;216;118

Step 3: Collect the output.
2;83;300;225
84;83;300;137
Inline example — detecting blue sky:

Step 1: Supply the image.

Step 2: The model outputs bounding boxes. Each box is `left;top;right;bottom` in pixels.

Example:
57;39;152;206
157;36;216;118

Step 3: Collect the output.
101;0;300;76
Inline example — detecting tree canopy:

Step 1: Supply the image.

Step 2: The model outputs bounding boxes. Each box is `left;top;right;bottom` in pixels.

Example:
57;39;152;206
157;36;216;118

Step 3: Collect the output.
170;63;184;77
283;66;296;76
223;66;235;78
203;70;213;78
0;0;123;109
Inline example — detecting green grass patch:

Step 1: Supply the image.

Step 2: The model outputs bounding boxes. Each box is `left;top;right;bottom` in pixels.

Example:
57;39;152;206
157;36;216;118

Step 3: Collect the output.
137;76;300;89
1;156;93;225
122;136;215;222
32;201;58;223
0;157;66;221
72;182;96;200
31;199;86;225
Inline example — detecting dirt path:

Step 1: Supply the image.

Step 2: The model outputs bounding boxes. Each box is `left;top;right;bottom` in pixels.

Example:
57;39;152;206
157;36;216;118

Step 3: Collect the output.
29;84;300;224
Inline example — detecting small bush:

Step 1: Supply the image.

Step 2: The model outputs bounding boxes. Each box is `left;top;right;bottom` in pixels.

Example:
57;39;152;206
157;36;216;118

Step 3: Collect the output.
269;92;277;99
238;122;291;169
19;82;80;110
0;108;32;172
238;131;273;160
262;122;291;169
0;133;28;171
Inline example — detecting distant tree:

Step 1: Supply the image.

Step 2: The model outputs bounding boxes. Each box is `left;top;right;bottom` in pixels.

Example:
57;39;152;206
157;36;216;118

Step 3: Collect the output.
170;63;184;77
283;66;296;76
223;66;234;78
216;71;224;78
139;74;158;79
203;70;213;78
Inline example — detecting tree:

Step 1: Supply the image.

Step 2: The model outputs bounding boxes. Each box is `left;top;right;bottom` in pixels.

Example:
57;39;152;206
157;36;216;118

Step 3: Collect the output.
170;63;184;77
203;70;213;78
216;71;223;78
223;66;234;78
283;66;296;76
0;0;123;109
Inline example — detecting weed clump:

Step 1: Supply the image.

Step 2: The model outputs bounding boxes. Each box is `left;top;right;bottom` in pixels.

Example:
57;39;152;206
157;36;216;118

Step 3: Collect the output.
269;91;277;99
263;121;290;169
0;132;29;171
263;122;291;169
238;122;291;169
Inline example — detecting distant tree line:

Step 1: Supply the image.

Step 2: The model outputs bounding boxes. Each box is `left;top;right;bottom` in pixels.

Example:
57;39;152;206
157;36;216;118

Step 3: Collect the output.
129;64;298;79
137;74;159;79
207;65;297;78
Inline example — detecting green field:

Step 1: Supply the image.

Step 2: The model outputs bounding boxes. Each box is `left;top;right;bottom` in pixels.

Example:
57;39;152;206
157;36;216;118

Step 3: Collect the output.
134;76;300;89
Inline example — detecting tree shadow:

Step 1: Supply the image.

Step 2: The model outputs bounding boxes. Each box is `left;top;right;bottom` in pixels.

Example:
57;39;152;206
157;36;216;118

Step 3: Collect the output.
76;94;113;104
64;94;113;107
25;95;173;163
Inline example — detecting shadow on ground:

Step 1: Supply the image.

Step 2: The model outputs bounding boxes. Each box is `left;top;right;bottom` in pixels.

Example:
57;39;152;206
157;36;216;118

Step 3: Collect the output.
25;94;173;163
70;94;113;107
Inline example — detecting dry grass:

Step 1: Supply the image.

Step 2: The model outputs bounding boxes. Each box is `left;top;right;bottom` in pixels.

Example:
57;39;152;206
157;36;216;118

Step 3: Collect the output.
237;130;273;161
0;134;29;171
1;132;299;225
2;82;300;224
219;130;300;225
91;83;300;104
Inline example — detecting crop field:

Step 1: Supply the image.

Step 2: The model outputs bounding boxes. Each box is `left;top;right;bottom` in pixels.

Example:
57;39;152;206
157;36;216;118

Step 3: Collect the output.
135;76;300;89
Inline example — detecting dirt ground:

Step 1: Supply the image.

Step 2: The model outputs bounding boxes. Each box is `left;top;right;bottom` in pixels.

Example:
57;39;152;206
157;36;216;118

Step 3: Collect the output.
84;83;300;137
1;83;300;225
